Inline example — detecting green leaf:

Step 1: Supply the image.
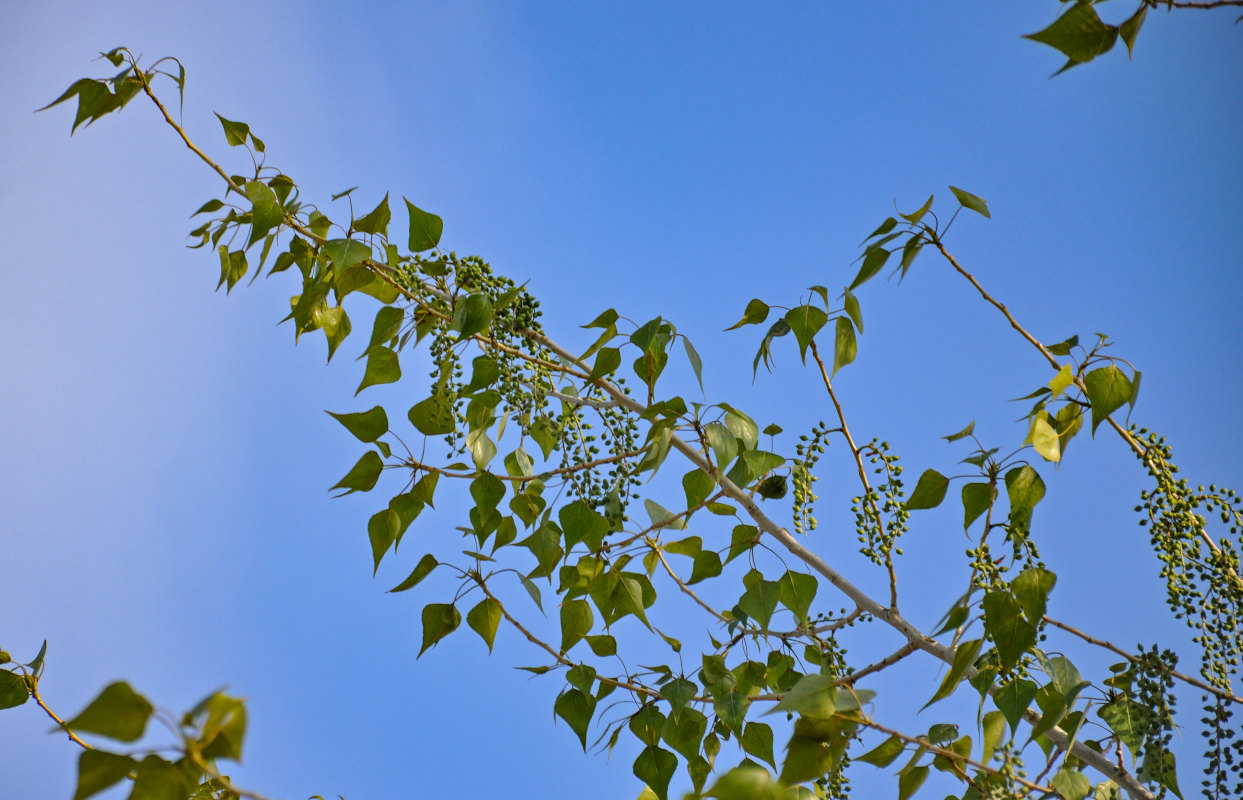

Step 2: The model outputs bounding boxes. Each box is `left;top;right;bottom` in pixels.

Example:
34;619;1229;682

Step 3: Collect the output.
1023;3;1119;75
405;198;444;251
662;705;706;760
327;406;388;443
1027;413;1061;462
0;670;28;709
368;509;400;574
367;306;404;351
842;289;864;333
722;406;759;452
982;592;1036;673
630;704;666;747
1098;697;1146;760
356;346;401;395
452;294;493;339
1051;768;1092;800
993;678;1037;735
924;638;982;709
555;689;596;751
389;553;438;592
408;392;455;436
906;469;949;510
214;113;250;146
785;305;828;362
772;674;837;719
831;316;856;376
585;634;617;657
1119;4;1147;59
713;689;750;735
589;347;621;382
354;192;391;236
688;550;723;585
66;682;153;742
682;468;715;510
898;764;929;800
683;337;705;394
848;246;891;291
980;709;1006;767
130;755;190;800
245;180;283;244
900;194;935;225
559;501;609;552
633;745;678;800
742;721;776;769
560;598;594;653
961;482;996;530
331;450;384;495
1138;748;1183;799
1012;567;1056;623
314;304;351;361
738;579;781;632
949;186;990;218
583;308;619;329
704;421;739;471
943;420;975;442
73;750;137;800
662;678;699;719
466;597;502;652
726;299;770;331
756;474;787;499
781;733;837;786
777;571;817;626
1004;465;1045;532
418;603;461;656
1084;365;1132;433
857;735;904;767
645;499;686;531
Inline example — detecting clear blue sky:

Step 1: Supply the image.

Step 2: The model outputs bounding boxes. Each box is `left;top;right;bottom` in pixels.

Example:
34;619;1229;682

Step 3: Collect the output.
2;3;1240;799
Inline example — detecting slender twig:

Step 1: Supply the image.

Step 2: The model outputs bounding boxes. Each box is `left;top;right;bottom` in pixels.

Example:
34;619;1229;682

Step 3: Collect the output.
858;717;1055;795
808;338;898;610
30;685;92;750
1044;615;1241;705
841;641;919;685
930;236;1242;596
403;448;645;483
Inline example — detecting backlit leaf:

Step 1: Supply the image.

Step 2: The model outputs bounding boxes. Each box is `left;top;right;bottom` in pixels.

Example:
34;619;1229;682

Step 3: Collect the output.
907;469;949;510
66;682;153;742
1084;365;1132;433
405;198;444;251
831;316;856;376
418;603;461;656
467;598;502;652
327;406;389;443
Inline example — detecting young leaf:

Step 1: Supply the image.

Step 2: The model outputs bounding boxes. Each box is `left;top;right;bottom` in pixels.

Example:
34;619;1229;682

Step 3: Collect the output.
327;406;389;443
725;299;770;331
466;598;502;652
1005;465;1045;532
73;750;138;800
1023;3;1119;74
353;192;391;236
405;198;444;252
842;288;864;333
368;509;400;574
66;682;153;742
554;689;596;751
948;186;990;218
1083;365;1132;433
331;451;384;495
418;603;461;656
906;469;949;510
356;346;401;395
389;554;438;592
831;316;856;376
214;113;250;146
633;745;678;800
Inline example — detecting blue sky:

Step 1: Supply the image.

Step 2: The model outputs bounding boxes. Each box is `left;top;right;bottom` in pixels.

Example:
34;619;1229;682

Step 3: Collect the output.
2;3;1240;799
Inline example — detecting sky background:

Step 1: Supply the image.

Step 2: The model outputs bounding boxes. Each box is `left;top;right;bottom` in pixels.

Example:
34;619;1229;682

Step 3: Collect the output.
2;2;1241;799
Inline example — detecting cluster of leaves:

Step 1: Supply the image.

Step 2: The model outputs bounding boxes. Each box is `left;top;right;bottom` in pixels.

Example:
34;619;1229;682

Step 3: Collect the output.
2;643;248;800
19;45;1243;800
